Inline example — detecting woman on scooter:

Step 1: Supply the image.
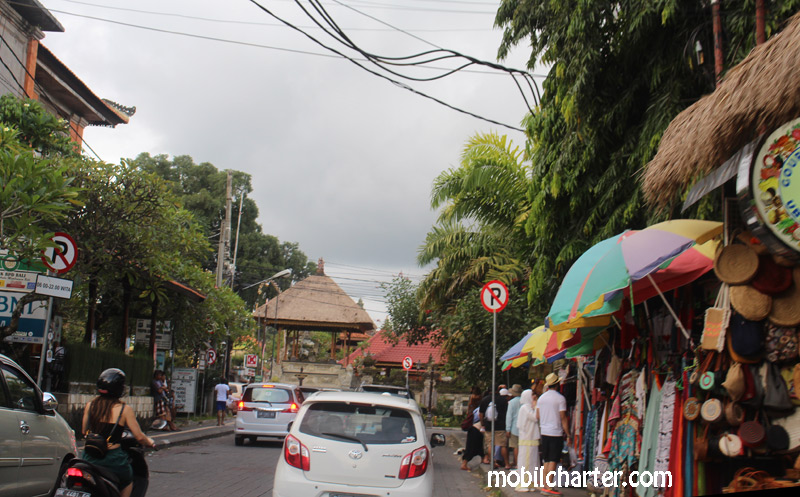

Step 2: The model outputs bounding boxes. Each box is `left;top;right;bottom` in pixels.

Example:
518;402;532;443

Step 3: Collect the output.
82;368;157;497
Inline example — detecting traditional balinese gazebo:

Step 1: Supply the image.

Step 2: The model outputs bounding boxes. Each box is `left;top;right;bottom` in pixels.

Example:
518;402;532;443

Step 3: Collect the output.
254;259;375;365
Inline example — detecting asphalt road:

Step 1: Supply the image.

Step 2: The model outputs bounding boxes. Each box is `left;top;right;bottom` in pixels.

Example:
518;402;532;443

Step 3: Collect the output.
144;430;491;497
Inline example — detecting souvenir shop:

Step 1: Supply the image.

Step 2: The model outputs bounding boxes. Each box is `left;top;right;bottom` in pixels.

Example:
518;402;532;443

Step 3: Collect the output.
508;118;800;496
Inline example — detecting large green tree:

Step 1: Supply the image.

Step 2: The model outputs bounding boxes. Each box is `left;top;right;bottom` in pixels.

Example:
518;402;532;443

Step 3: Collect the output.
130;153;315;308
494;0;800;309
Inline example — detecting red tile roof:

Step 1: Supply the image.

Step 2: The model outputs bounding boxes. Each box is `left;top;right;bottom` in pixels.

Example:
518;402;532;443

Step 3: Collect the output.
341;331;445;367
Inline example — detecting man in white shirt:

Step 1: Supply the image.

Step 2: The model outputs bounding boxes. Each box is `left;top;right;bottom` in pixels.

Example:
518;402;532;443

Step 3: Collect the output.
214;378;231;426
536;373;570;495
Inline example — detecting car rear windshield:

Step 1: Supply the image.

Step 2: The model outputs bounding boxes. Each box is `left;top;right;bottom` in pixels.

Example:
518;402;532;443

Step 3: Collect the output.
299;402;417;445
360;386;410;398
242;387;291;403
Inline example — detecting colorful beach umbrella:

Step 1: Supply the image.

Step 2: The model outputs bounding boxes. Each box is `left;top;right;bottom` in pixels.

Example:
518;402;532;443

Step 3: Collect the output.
547;220;722;332
500;331;535;361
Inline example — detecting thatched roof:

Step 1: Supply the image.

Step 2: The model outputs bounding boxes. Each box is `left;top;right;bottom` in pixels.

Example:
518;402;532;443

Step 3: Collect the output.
643;11;800;209
254;263;374;332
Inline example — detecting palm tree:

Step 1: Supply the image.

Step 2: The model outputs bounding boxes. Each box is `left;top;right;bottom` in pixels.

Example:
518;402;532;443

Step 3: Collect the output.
417;132;532;311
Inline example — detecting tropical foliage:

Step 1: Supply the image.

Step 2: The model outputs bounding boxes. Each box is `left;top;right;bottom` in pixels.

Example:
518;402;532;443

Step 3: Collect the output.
398;2;800;384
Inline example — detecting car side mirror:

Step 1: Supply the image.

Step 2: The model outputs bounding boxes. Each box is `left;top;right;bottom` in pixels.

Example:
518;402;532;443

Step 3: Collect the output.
430;433;446;447
42;392;58;412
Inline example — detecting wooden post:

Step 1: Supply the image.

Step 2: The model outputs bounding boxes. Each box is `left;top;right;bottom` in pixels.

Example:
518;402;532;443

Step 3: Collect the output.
331;331;337;360
755;0;766;45
711;0;723;83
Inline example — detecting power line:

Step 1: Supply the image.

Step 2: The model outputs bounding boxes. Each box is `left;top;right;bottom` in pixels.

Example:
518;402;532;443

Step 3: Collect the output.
248;0;529;132
38;7;547;77
51;0;496;29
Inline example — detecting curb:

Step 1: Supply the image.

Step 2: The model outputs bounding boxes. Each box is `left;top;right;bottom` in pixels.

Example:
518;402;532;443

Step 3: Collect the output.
147;421;234;449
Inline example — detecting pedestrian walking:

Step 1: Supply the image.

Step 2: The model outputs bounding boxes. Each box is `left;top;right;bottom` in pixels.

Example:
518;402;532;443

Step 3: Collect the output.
505;384;523;468
460;405;485;471
214;378;231;426
536;373;569;496
479;387;509;468
151;370;178;431
514;388;541;492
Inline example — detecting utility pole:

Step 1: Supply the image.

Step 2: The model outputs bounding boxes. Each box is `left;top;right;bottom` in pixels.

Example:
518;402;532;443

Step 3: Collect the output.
215;171;233;287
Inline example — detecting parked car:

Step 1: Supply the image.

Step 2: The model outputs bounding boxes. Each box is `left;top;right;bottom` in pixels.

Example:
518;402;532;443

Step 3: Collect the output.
358;383;414;399
234;382;304;445
0;354;78;497
227;381;246;414
273;391;446;497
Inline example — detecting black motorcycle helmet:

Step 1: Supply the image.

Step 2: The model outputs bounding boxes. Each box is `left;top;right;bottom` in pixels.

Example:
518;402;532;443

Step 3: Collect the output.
97;368;126;398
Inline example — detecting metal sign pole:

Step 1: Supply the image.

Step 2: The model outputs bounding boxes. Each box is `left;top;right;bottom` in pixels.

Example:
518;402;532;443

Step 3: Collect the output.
36;295;54;387
490;309;496;472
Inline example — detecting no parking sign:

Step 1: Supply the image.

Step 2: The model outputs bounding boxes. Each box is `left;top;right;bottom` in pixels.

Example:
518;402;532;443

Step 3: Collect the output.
480;280;509;313
207;348;217;366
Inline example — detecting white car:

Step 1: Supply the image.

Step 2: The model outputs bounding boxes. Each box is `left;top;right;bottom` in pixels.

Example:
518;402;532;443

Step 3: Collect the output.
273;391;446;497
0;354;78;497
234;382;304;445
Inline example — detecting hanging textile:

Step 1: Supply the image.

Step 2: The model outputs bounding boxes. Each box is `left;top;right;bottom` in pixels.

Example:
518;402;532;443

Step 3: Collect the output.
608;415;641;497
638;379;663;497
654;380;676;476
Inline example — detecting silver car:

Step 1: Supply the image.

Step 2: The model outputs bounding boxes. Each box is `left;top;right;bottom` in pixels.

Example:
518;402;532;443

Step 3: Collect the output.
234;382;304;445
273;391;446;497
0;353;78;496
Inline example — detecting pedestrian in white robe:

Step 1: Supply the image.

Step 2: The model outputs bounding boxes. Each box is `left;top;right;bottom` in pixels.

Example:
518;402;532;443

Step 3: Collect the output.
515;389;540;492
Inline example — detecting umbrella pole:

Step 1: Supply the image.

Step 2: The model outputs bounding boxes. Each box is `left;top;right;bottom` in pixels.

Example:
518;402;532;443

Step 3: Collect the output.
646;274;692;343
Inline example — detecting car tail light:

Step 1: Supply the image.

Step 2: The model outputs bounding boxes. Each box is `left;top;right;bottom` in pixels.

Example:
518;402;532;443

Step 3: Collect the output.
283;403;299;413
284;434;310;471
67;468;83;478
398;446;428;479
238;401;252;412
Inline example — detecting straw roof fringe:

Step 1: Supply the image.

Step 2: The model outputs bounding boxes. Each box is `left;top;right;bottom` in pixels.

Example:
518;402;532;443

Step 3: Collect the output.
254;273;375;331
643;11;800;209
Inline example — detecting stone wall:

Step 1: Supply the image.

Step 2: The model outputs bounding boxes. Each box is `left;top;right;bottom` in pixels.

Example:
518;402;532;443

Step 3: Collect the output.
54;389;155;434
277;361;353;389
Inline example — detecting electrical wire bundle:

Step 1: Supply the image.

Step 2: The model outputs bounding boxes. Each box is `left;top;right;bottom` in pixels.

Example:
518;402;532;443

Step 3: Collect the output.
247;0;540;132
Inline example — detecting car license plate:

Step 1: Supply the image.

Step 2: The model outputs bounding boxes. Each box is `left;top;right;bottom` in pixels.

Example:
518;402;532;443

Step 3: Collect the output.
257;410;276;418
55;489;91;497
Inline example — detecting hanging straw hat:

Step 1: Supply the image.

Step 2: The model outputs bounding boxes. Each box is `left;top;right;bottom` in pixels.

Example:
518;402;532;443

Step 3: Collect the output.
714;244;759;284
729;285;772;321
544;373;560;387
737;231;770;256
769;284;800;327
751;255;793;295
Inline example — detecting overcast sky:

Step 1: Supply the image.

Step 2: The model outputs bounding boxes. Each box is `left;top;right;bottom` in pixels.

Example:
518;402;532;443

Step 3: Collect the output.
39;0;541;326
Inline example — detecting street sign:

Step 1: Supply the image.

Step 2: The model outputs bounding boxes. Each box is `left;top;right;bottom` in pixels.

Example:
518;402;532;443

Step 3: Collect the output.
480;280;509;313
402;356;413;371
172;368;198;414
245;354;257;368
0;269;37;293
41;232;78;274
1;291;48;343
207;348;217;366
34;274;73;299
244;367;255;377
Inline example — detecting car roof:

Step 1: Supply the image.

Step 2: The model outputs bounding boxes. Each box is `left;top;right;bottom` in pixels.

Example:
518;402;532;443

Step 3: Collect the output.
360;384;408;391
304;391;419;411
244;382;298;389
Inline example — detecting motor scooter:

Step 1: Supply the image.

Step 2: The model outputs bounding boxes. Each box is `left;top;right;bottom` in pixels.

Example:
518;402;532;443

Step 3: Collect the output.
55;431;153;497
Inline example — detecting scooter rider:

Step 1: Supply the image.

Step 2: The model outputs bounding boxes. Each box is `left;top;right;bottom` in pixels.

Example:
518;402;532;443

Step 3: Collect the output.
81;368;156;497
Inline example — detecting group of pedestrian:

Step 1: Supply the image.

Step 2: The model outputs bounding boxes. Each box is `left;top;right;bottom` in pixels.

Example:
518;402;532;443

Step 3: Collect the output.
151;370;179;431
460;373;569;495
